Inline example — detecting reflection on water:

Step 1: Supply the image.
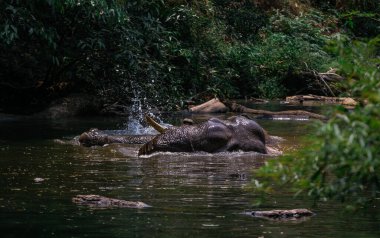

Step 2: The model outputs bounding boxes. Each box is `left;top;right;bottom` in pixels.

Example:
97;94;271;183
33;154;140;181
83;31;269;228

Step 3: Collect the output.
0;112;379;238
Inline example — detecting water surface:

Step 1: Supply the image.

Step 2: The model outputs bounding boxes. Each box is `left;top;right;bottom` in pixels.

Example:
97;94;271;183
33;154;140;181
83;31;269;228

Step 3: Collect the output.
0;112;379;238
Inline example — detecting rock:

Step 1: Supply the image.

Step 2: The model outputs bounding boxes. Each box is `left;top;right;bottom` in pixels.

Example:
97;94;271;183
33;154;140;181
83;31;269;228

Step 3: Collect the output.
189;98;228;113
250;209;314;220
342;97;357;106
72;195;151;209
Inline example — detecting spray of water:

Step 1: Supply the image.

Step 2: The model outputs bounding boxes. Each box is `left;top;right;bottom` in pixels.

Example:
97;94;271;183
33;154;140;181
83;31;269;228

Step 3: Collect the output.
123;88;170;135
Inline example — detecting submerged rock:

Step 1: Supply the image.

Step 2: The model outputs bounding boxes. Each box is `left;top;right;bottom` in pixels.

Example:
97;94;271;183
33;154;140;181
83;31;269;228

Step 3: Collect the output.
72;195;151;209
249;209;314;220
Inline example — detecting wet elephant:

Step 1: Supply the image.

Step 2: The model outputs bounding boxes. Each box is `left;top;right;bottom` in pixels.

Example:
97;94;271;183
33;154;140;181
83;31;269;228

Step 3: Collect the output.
79;115;269;156
138;115;267;155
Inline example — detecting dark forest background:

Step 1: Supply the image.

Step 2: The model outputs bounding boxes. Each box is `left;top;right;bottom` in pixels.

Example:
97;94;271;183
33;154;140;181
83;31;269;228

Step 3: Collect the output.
1;0;379;113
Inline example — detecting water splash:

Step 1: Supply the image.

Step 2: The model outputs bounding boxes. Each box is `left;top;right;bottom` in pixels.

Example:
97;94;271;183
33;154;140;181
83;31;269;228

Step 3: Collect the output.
123;88;170;135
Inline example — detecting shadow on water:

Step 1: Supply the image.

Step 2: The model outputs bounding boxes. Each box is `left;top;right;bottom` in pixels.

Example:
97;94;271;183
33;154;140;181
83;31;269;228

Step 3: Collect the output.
0;110;379;238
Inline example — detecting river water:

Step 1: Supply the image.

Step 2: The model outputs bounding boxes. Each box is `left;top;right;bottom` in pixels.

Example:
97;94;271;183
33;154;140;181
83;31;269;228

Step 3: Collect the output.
0;107;379;238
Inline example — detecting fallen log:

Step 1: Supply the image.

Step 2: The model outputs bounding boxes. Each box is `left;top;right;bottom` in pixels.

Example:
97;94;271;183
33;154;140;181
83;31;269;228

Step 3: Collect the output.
188;98;326;120
250;209;314;220
189;98;228;113
72;195;151;209
286;95;357;106
226;101;326;120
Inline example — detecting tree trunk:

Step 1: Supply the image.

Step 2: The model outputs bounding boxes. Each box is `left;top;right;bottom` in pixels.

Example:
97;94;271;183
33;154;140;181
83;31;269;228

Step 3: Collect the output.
225;101;326;120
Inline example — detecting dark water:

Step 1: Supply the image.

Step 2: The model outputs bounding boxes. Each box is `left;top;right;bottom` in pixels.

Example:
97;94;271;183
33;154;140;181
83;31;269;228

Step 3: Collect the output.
0;112;379;238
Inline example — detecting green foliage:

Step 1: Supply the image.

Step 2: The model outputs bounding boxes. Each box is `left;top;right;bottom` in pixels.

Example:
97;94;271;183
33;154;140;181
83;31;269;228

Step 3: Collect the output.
179;2;333;99
339;11;380;38
251;37;380;207
335;0;380;12
213;0;268;42
226;12;332;98
0;0;368;112
310;0;380;12
0;0;184;111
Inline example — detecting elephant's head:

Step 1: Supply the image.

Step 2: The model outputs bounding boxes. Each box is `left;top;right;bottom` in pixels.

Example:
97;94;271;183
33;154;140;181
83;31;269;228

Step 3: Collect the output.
138;115;267;156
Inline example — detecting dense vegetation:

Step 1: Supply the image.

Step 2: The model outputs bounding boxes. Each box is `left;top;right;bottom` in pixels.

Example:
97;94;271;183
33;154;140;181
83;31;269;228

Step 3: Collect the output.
1;0;379;113
247;1;380;209
251;37;380;208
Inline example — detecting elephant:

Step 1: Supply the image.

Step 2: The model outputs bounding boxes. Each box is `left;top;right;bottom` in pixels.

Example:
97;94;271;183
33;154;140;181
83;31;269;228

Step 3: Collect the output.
79;115;270;156
138;115;267;155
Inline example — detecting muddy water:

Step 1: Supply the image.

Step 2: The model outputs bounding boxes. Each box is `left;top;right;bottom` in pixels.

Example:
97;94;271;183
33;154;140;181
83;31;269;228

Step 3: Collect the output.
0;111;379;238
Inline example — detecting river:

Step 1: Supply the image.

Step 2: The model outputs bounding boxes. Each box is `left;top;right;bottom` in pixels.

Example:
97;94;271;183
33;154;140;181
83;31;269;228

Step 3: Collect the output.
0;105;379;238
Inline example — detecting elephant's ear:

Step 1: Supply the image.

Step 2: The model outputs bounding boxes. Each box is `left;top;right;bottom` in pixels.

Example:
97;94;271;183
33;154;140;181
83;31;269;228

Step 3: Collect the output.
138;136;159;156
145;115;167;134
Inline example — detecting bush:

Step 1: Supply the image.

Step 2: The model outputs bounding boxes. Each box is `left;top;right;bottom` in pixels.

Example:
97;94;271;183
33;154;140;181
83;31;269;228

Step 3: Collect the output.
0;0;358;113
226;12;332;99
0;0;181;112
251;37;380;207
339;11;380;38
